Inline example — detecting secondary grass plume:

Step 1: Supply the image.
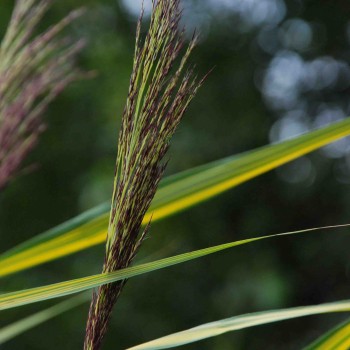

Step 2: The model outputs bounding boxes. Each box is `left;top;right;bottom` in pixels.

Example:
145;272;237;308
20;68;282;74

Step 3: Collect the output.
0;0;84;189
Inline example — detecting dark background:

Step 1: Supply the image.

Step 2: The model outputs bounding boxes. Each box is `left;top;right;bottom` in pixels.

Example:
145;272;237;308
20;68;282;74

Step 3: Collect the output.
1;0;350;349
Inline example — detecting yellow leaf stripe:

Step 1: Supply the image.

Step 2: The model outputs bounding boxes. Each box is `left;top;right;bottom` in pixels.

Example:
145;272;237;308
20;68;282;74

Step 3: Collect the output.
127;301;350;350
2;119;350;277
0;224;348;311
305;318;350;350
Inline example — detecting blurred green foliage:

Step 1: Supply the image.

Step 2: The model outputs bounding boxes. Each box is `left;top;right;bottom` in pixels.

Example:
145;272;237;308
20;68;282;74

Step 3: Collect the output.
0;0;350;349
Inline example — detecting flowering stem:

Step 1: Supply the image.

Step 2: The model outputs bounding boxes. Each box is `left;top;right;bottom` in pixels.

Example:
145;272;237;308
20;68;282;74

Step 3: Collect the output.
83;1;206;349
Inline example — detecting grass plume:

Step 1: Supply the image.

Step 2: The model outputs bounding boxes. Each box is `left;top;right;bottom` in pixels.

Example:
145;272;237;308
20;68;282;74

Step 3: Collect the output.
83;1;206;349
0;0;85;190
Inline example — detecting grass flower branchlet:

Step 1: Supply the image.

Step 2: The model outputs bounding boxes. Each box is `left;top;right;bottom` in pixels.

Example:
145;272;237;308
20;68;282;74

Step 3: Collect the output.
83;1;207;349
0;0;85;190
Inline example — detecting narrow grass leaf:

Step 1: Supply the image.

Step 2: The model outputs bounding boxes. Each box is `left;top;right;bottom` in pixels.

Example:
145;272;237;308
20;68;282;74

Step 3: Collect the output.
304;318;350;350
2;118;350;277
127;301;350;350
0;294;89;345
0;224;348;311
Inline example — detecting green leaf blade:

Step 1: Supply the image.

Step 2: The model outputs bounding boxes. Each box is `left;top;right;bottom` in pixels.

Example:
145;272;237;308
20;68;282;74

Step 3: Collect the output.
0;225;347;311
127;302;350;350
0;294;89;345
2;119;350;277
304;318;350;350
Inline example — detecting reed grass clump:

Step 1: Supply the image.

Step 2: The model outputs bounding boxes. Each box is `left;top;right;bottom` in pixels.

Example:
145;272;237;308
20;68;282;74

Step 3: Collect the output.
83;1;206;349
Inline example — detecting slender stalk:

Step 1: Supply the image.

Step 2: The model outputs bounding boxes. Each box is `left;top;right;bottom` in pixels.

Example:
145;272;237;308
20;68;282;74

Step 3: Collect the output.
0;0;84;190
83;1;206;349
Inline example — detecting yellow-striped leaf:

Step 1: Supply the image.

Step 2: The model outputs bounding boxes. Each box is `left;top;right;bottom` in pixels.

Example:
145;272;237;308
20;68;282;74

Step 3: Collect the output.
304;318;350;350
2;119;350;277
127;301;350;350
0;225;348;311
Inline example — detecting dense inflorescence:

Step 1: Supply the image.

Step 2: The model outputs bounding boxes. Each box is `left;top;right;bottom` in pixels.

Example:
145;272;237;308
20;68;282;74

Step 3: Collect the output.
0;0;84;190
84;1;206;349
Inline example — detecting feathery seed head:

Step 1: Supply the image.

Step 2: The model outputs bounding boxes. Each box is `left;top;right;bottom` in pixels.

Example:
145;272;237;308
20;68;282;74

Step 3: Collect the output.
0;0;85;189
84;1;207;349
